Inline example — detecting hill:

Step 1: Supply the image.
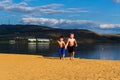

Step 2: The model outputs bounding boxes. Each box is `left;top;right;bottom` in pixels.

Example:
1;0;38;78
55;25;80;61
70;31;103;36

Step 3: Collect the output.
0;24;120;43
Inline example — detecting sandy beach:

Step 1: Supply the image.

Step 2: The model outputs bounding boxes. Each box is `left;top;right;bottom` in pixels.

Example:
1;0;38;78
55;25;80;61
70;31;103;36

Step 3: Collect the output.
0;54;120;80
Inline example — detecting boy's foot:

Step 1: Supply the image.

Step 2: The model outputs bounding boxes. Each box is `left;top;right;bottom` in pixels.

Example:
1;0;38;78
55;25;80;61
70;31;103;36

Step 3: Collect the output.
70;57;74;60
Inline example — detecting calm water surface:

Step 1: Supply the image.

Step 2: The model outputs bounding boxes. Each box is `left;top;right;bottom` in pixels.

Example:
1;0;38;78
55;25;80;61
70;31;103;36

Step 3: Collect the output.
0;43;120;60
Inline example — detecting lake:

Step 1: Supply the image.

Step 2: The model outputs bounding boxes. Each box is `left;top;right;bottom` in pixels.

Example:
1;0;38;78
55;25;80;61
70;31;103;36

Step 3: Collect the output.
0;42;120;60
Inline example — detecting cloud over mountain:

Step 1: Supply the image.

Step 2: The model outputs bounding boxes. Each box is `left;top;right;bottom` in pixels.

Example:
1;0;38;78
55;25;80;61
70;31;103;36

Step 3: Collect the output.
21;17;120;30
21;17;98;29
0;0;120;34
100;24;120;29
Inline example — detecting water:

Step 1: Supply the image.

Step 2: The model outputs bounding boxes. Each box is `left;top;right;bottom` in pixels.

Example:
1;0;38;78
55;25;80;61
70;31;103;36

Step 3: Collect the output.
0;42;120;60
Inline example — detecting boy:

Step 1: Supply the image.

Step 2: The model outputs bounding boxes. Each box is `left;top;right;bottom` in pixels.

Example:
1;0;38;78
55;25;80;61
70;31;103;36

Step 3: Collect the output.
65;33;78;60
57;36;66;60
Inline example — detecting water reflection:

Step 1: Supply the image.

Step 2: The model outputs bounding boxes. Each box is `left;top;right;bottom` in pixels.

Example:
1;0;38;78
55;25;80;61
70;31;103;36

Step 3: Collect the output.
37;43;49;50
98;44;120;60
28;43;50;54
0;43;120;60
28;43;37;53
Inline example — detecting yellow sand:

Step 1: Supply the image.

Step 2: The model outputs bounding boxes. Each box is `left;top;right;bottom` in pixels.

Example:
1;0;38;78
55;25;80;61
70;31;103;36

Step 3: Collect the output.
0;54;120;80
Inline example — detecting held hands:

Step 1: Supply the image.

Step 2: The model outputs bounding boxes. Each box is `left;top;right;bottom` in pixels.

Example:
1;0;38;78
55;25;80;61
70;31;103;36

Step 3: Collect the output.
76;44;78;47
57;40;60;43
65;45;67;50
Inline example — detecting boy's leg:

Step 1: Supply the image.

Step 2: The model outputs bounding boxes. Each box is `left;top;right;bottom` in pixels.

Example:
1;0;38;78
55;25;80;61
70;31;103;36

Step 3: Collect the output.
70;53;72;60
58;48;61;60
70;52;75;60
72;52;75;59
60;55;62;59
63;54;65;59
61;54;65;60
61;48;65;59
72;46;75;59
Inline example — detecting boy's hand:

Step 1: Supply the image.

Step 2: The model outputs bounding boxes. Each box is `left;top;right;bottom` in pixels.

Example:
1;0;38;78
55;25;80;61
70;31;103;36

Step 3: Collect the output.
65;46;67;49
57;40;59;43
76;44;78;47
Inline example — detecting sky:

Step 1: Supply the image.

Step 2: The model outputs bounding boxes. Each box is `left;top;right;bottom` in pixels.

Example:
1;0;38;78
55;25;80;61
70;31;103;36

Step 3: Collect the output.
0;0;120;34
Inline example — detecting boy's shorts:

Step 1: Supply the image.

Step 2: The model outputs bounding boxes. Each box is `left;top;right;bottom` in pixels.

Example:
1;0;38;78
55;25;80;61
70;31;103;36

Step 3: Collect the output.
67;46;75;53
58;48;65;55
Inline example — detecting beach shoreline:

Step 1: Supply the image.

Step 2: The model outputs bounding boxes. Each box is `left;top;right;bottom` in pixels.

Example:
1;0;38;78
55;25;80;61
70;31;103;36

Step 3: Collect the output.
0;53;120;80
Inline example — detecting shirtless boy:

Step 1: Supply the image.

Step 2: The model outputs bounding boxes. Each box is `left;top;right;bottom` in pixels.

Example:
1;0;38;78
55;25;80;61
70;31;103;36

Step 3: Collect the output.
65;33;78;60
57;36;66;60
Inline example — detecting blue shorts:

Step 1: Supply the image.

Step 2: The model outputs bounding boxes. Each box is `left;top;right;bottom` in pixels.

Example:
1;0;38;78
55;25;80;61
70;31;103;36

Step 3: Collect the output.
58;48;65;55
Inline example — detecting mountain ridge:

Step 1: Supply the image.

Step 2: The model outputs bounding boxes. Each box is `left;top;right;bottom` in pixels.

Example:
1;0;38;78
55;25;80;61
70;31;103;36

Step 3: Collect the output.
0;24;120;43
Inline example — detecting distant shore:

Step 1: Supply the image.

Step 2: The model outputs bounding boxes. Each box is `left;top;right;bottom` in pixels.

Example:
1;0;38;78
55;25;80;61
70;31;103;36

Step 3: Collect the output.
0;25;120;44
0;53;120;80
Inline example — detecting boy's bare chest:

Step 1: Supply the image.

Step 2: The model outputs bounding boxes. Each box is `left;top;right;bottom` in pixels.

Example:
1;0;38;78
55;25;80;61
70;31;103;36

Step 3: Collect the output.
69;39;75;43
59;42;64;45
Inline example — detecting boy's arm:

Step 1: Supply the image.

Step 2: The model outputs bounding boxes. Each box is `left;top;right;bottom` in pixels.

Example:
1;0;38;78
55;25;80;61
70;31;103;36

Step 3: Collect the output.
63;42;66;46
57;40;60;44
75;39;78;47
65;38;69;49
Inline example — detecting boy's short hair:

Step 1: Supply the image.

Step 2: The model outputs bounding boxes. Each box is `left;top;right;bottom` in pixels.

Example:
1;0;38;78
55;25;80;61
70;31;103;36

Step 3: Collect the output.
70;33;74;35
59;35;64;38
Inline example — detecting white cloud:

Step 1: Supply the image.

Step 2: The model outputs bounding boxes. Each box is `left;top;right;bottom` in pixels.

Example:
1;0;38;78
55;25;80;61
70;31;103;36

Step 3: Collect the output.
0;0;89;15
100;24;120;29
22;17;59;26
113;0;120;3
21;17;98;29
21;17;120;30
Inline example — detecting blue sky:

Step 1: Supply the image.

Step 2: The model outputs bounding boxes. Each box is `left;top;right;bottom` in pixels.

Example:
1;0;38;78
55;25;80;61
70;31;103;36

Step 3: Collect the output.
0;0;120;33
